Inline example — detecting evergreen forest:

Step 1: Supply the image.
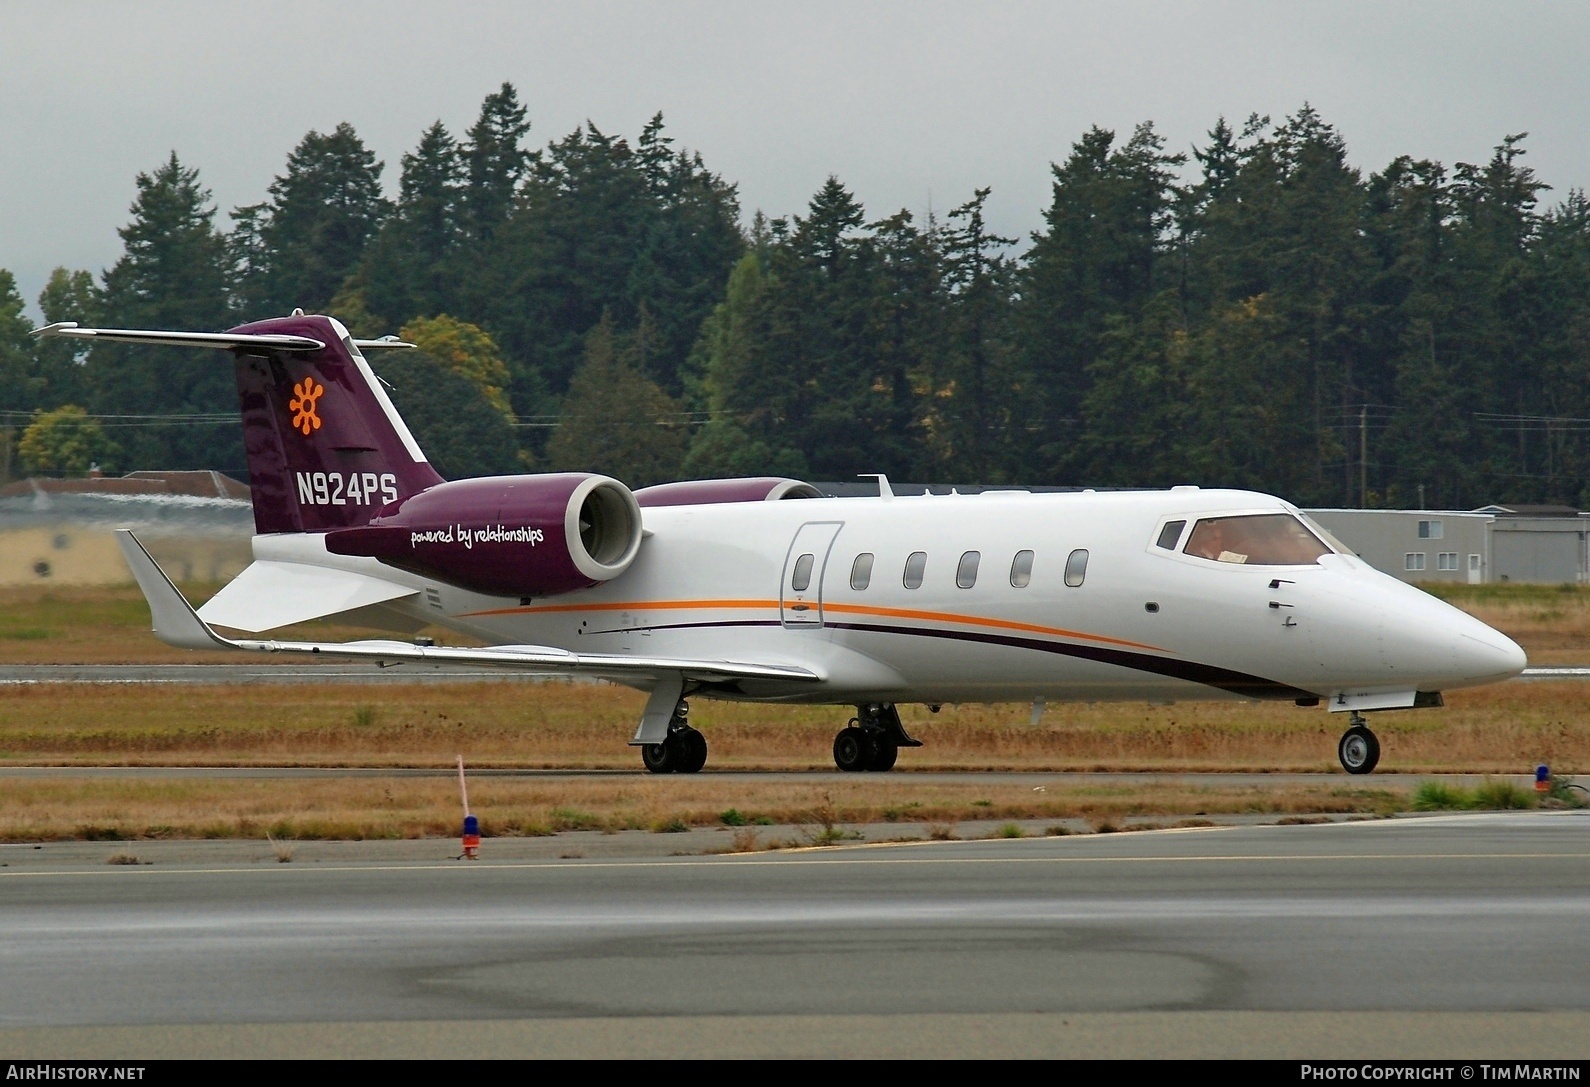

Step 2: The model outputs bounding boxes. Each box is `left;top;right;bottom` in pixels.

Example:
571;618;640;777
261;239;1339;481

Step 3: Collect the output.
5;85;1590;510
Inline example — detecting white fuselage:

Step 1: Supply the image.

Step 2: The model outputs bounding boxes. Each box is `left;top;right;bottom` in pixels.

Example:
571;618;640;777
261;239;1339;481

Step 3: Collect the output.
255;488;1527;708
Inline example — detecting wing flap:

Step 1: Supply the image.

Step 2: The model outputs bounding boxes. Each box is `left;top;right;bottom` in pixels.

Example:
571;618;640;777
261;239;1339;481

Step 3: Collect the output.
197;560;418;632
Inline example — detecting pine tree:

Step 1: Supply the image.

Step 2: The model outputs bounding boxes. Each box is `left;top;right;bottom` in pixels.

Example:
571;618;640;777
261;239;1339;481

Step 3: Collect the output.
1;269;38;484
239;123;390;316
1019;123;1184;480
461;83;532;249
932;189;1018;479
362;121;465;326
34;267;99;408
90;153;236;471
745;178;884;477
681;251;810;479
624;114;744;395
545;313;686;486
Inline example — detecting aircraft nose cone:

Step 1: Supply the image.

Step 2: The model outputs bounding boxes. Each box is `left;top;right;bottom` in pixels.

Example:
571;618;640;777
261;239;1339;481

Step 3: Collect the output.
1376;578;1528;689
1457;628;1528;680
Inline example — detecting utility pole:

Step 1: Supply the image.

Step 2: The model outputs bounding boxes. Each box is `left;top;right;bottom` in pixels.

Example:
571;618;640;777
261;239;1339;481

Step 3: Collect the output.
1359;405;1368;507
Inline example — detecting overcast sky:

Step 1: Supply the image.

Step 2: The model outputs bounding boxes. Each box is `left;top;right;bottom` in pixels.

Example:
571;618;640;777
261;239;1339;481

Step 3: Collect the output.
3;0;1587;322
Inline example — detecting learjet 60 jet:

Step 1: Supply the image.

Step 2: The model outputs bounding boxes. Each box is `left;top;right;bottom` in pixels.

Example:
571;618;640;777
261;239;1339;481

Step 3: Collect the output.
36;315;1527;775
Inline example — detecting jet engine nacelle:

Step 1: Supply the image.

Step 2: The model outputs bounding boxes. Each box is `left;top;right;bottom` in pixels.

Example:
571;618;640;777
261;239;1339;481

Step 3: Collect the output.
633;477;821;507
325;473;643;598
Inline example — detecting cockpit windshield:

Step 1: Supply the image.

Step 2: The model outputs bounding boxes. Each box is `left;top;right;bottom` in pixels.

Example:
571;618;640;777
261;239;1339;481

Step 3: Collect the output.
1183;513;1332;566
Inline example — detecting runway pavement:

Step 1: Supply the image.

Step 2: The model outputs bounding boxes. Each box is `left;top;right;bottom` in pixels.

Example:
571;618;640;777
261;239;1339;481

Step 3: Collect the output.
1;811;1587;1057
1;663;1585;684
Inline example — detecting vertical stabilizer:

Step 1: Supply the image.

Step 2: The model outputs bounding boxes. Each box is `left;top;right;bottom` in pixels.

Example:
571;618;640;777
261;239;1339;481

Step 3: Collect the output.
227;315;444;533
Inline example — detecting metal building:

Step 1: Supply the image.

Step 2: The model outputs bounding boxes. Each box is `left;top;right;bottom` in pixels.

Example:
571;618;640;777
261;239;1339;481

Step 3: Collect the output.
1474;505;1590;584
1306;505;1590;585
1306;509;1493;584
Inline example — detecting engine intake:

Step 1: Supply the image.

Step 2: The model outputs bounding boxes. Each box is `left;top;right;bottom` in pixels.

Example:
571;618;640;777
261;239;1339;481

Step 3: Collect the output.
325;473;642;598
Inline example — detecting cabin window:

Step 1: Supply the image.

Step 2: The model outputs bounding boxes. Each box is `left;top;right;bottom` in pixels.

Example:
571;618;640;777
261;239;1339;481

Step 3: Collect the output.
1155;521;1186;550
850;553;874;590
903;551;927;589
1064;549;1089;587
956;551;980;589
790;553;815;592
1183;514;1330;566
1010;550;1034;588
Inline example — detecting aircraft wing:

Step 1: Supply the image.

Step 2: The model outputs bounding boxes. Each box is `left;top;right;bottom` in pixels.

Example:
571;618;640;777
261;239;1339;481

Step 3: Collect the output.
115;530;820;686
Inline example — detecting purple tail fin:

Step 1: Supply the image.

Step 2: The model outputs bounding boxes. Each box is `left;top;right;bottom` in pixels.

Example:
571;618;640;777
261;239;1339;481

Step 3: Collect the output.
227;315;444;534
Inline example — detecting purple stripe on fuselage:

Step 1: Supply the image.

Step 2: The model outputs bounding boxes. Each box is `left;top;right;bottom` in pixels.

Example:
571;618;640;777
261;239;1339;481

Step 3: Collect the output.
563;616;1309;700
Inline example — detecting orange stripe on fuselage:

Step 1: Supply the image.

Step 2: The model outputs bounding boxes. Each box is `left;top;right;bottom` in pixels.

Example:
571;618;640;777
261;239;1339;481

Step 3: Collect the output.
819;602;1162;651
461;598;1164;653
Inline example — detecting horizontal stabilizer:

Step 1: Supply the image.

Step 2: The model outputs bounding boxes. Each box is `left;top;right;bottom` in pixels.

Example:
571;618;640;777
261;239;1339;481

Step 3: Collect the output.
114;530;821;686
33;322;416;354
35;322;326;352
197;560;418;633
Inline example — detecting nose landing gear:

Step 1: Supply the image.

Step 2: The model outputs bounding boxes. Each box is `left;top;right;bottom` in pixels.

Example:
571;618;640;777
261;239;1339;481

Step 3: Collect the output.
641;700;708;774
833;703;921;772
1337;712;1381;775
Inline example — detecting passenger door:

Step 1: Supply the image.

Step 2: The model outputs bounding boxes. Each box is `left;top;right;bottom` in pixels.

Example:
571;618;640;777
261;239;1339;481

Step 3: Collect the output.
780;522;844;627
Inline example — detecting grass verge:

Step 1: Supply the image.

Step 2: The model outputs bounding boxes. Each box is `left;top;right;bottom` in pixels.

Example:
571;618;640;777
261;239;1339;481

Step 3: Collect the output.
1;679;1587;773
0;776;1413;842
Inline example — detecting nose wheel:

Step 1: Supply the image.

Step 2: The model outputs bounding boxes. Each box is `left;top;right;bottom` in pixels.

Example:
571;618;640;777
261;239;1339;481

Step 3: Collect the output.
1337;714;1381;775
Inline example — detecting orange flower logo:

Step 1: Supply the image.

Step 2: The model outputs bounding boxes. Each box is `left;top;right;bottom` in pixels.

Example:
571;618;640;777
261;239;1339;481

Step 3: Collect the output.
289;378;324;436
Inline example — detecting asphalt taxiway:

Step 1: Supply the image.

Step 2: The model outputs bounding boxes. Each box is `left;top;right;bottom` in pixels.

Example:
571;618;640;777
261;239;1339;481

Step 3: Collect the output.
1;811;1587;1057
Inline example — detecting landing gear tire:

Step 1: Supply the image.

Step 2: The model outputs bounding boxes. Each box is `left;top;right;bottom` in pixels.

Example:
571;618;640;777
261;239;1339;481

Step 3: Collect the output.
867;738;899;772
1338;726;1380;775
679;728;708;774
833;727;877;772
642;726;708;774
641;741;674;774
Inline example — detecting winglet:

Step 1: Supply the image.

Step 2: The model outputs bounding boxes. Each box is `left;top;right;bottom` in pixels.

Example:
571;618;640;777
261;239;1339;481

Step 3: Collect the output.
114;530;238;651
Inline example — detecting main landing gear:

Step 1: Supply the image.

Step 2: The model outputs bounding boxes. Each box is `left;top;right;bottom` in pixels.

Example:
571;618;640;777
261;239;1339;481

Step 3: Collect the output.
1337;712;1381;775
641;700;708;774
833;703;922;773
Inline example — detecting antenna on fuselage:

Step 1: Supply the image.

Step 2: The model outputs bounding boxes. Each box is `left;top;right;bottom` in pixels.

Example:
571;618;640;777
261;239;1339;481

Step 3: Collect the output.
858;473;894;500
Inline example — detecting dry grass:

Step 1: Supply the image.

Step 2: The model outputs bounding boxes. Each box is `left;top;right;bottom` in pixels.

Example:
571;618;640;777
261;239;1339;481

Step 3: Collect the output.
0;775;1411;843
0;678;1585;773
